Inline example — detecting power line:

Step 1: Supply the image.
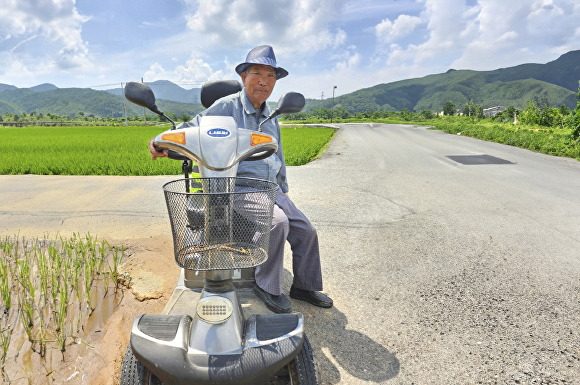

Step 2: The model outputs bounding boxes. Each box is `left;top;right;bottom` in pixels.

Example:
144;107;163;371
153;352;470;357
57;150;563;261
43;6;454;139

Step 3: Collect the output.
88;83;121;89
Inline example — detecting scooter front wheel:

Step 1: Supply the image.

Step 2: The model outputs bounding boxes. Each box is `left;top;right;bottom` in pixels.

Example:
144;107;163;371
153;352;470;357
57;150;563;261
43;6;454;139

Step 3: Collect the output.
269;334;318;385
120;344;162;385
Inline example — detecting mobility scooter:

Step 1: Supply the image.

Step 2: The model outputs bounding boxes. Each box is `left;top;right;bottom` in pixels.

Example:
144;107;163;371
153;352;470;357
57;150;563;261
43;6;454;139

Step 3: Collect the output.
119;80;318;385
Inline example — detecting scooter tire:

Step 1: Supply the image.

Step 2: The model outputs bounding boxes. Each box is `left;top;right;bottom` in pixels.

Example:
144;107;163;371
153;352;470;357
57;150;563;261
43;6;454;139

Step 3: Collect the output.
119;344;162;385
269;334;318;385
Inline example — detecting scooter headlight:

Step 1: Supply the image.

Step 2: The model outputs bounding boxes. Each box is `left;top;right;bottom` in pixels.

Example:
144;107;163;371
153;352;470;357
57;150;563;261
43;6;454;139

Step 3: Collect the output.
250;133;273;146
161;131;186;145
196;296;233;324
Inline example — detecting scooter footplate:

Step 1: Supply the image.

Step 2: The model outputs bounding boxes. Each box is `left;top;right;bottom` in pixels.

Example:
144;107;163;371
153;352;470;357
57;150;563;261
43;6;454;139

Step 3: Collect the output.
137;314;183;341
255;313;300;341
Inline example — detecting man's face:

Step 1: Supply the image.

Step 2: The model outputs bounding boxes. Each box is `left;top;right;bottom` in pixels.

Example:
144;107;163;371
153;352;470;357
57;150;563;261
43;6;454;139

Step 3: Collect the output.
241;64;277;109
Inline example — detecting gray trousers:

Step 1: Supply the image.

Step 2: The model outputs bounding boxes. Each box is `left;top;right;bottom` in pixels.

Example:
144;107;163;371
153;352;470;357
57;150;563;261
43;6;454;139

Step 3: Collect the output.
255;189;323;295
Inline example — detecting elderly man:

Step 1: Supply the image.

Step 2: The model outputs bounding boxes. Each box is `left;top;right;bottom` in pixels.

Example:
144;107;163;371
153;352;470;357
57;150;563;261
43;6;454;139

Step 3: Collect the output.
149;45;332;313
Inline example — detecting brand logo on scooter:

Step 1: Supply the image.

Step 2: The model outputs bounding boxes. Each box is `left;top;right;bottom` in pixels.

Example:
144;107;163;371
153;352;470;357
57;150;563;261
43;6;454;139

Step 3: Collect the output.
207;128;231;138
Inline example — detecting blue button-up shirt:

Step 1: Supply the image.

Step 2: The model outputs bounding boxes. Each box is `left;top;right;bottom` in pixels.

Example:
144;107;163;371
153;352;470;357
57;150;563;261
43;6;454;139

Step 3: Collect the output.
180;89;289;193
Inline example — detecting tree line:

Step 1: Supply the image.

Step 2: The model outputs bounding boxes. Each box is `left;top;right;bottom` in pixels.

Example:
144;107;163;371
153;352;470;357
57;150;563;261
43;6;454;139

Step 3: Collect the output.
2;85;579;141
289;84;580;140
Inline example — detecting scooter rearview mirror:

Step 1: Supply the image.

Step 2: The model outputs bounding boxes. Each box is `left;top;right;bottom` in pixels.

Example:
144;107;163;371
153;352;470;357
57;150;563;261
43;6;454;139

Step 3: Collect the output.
259;92;305;131
124;82;163;116
276;92;305;115
124;81;176;130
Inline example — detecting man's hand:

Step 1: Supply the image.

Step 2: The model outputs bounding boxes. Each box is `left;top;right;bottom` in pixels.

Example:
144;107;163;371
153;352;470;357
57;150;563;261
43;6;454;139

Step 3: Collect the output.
149;139;168;160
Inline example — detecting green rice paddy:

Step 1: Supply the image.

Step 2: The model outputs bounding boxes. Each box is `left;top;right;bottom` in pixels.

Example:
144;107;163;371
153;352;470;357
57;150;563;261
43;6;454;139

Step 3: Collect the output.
0;125;336;176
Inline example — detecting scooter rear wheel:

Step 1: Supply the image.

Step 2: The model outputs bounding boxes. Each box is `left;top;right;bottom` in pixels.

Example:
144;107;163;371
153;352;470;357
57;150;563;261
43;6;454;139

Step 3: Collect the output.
120;344;162;385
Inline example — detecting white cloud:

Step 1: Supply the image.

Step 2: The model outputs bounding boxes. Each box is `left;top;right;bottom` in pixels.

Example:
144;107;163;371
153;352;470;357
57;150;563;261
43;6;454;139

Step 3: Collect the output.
366;0;580;80
0;0;91;83
526;0;579;45
375;14;422;44
451;0;580;69
174;56;225;83
333;49;361;72
143;63;168;82
144;56;225;85
183;0;347;57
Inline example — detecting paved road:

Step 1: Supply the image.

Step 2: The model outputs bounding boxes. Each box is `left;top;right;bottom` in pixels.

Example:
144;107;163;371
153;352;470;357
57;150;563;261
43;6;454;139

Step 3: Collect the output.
293;124;580;384
1;124;579;383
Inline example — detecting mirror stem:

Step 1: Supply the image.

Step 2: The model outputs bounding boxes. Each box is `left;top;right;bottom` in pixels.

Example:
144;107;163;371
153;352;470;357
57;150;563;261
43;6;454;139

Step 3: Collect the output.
148;104;176;130
258;117;269;132
165;113;176;130
258;110;280;132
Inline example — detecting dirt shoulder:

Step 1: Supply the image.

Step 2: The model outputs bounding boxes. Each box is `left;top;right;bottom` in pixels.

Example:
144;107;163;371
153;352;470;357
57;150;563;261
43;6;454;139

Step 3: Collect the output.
48;235;175;385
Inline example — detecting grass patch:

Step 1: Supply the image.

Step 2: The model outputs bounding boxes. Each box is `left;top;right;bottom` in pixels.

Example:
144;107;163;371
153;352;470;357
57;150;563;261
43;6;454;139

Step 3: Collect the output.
280;125;336;165
0;125;335;175
424;117;580;160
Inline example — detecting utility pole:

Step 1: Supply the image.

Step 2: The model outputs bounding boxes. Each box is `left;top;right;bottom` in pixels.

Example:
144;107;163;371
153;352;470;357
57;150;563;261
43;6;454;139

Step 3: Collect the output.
142;77;147;124
122;82;128;126
330;85;337;123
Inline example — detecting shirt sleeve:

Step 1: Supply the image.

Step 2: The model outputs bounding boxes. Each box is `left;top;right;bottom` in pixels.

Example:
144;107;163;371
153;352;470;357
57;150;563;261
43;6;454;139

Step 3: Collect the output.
274;118;289;193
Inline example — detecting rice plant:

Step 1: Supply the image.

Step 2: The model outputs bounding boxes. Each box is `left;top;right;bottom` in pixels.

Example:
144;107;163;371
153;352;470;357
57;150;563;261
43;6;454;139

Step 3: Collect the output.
0;233;125;380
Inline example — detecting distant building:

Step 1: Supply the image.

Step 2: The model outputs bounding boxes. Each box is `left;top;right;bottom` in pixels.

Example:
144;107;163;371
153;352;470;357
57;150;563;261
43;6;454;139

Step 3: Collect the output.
483;106;506;118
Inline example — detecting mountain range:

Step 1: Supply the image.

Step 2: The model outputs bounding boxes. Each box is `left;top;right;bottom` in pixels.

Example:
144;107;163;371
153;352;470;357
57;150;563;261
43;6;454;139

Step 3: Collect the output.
308;50;580;112
1;50;579;118
0;81;203;118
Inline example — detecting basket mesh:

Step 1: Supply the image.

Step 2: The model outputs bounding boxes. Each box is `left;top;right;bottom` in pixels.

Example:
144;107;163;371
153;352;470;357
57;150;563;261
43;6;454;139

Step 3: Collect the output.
162;177;277;270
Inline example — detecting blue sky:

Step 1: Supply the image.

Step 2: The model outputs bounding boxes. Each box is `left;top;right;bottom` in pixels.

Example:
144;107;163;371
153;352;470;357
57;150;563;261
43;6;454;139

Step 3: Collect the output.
1;0;579;100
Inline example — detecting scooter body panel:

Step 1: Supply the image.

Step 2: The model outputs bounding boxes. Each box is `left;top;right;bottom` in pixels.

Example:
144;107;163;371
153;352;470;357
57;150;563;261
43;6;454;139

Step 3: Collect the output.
184;267;256;289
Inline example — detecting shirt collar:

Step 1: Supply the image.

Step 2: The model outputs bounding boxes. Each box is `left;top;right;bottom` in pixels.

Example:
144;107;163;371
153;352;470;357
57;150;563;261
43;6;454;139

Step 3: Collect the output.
241;88;271;118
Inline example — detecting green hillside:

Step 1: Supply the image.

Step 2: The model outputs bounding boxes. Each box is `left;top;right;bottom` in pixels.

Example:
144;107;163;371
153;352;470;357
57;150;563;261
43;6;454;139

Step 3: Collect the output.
306;50;580;113
0;87;203;118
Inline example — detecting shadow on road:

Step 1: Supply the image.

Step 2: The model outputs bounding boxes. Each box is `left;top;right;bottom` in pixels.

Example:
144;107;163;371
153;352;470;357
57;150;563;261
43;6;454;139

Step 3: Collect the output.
301;304;400;384
283;266;399;383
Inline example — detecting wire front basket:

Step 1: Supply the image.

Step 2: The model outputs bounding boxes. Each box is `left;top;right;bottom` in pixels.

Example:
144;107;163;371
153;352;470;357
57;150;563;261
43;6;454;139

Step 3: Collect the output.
162;177;277;271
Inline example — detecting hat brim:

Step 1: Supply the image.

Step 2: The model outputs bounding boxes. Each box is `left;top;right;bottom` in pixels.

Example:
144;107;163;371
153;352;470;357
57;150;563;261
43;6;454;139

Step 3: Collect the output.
235;62;288;79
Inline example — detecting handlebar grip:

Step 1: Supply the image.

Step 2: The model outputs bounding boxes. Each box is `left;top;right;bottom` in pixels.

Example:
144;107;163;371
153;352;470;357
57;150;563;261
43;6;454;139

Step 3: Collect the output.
167;150;189;161
243;148;276;161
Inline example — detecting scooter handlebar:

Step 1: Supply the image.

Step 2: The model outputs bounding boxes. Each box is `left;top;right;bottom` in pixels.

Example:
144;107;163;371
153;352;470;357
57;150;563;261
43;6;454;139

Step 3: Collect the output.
153;116;278;172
